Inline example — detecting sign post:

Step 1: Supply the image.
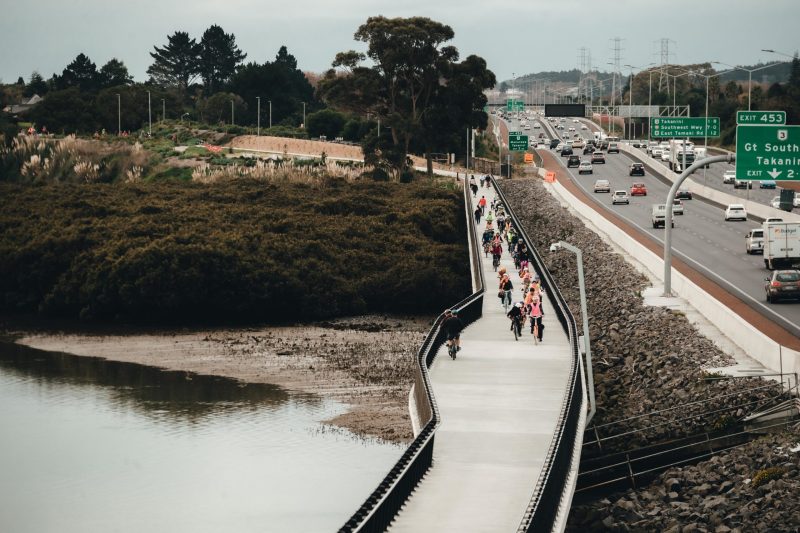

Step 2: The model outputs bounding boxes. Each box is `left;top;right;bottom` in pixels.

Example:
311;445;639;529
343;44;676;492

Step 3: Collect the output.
735;125;800;181
650;117;720;138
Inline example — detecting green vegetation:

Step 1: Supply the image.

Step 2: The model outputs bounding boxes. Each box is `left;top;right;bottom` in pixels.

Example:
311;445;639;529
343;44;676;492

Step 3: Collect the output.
751;466;786;489
0;178;469;325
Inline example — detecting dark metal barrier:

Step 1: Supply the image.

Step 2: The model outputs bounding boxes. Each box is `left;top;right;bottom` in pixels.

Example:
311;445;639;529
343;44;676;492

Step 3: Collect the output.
340;176;485;532
489;177;586;532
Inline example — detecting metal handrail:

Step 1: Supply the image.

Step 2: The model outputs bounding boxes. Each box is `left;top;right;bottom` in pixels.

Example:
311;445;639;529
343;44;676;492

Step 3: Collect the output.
489;177;586;533
339;176;485;532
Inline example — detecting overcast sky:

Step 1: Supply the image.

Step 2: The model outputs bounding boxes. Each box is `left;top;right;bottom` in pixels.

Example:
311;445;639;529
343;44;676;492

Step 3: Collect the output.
1;0;797;85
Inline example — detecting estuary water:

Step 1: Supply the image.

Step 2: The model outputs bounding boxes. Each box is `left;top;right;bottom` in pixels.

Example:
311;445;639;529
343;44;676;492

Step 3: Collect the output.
0;342;402;533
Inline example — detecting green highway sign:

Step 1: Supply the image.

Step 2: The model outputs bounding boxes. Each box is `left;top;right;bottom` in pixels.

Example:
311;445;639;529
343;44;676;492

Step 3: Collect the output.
650;117;720;138
737;110;786;125
736;125;800;181
506;99;524;112
509;132;528;151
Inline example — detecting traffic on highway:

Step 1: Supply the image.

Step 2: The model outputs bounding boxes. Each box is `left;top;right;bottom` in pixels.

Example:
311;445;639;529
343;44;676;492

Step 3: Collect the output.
496;109;800;337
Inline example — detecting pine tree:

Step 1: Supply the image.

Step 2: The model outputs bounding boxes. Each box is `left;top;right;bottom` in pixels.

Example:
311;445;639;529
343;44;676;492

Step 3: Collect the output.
198;25;246;94
99;59;133;88
147;31;201;97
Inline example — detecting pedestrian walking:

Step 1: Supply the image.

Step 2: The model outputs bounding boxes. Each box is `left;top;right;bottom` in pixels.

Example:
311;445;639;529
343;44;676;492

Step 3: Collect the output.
474;206;482;224
478;195;487;215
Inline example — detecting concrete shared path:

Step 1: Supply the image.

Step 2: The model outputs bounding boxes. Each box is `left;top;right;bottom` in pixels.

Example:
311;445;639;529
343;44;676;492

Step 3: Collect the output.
389;184;573;532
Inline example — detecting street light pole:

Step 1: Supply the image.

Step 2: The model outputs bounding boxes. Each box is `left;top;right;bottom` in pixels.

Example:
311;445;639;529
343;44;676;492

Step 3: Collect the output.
116;93;120;136
268;100;272;129
161;99;165;123
551;241;596;424
302;102;306;128
256;96;261;136
148;90;152;136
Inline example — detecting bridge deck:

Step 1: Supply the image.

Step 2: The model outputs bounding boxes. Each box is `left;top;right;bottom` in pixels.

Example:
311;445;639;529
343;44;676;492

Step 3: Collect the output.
389;183;573;532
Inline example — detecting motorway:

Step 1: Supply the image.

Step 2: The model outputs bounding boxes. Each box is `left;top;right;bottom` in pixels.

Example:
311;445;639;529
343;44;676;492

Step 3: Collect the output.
499;111;800;337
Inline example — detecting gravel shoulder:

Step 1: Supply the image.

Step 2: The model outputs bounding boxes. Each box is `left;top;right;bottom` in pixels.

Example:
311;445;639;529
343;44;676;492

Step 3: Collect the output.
12;315;430;444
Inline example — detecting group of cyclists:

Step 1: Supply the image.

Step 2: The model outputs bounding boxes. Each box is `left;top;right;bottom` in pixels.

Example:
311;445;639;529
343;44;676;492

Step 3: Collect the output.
445;179;546;357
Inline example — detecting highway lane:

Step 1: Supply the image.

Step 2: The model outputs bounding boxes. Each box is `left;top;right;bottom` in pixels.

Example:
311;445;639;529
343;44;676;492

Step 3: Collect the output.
526;114;800;336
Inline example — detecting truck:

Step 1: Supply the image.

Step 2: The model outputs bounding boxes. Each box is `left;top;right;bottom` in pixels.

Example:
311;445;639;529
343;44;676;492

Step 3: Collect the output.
668;139;695;172
763;221;800;270
651;204;675;228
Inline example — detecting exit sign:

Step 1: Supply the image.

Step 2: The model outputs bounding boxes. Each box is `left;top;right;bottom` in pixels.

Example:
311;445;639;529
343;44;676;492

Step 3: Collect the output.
736;110;786;125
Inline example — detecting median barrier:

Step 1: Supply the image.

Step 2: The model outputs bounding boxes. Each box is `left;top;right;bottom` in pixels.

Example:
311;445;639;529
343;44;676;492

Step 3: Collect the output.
545;177;800;384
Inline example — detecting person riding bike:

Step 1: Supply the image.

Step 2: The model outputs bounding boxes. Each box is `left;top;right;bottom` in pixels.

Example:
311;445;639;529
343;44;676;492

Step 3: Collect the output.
443;309;464;353
485;209;494;227
507;301;524;337
491;239;503;269
529;296;544;342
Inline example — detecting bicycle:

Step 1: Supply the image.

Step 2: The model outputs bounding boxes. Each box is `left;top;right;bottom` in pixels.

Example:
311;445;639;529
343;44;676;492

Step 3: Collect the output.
448;340;458;360
511;314;522;341
492;253;500;271
530;317;540;345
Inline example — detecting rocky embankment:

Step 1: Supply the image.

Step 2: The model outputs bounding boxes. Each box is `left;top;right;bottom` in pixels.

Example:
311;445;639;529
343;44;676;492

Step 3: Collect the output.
498;177;799;530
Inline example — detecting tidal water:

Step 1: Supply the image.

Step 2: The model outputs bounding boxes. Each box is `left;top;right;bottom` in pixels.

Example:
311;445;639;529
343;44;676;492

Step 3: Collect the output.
0;342;402;533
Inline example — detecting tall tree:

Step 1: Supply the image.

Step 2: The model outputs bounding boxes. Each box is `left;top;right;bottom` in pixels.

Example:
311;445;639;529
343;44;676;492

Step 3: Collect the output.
24;71;49;97
147;31;201;97
319;16;494;178
99;59;133;88
58;53;99;92
198;25;246;94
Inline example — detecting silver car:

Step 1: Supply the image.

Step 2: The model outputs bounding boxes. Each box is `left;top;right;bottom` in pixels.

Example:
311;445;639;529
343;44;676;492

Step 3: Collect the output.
612;190;630;204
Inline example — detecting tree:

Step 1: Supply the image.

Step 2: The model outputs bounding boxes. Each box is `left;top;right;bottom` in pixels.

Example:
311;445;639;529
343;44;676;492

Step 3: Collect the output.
99;59;133;88
198;25;246;94
27;88;95;133
198;92;246;124
319;16;495;178
24;71;49;97
147;31;201;97
58;53;99;92
306;109;346;139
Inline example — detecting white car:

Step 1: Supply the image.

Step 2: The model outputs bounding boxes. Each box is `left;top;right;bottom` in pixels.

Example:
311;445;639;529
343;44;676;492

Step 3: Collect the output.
724;204;747;221
652;148;663;158
771;196;781;209
578;161;593;174
612;190;630;204
533;123;541;129
594;179;611;193
660;150;671;163
672;199;684;215
723;170;736;184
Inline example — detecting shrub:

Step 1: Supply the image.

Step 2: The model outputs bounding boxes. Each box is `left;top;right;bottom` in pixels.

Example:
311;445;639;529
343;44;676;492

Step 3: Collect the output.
751;467;786;489
0;178;469;325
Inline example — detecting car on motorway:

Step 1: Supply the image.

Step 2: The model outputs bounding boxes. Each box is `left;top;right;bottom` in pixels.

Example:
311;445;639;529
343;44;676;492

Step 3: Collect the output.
795;194;800;208
550;139;561;149
672;199;684;215
591;151;606;164
760;180;777;189
573;138;585;148
771;196;782;209
676;187;693;200
765;217;784;224
578;161;593;174
612;190;630;204
651;148;663;159
567;155;580;167
533;123;541;129
734;177;754;189
583;145;595;155
630;182;647;196
651;204;674;228
722;170;736;184
561;146;573;156
724;204;748;221
746;228;765;254
594;179;611;193
629;163;645;176
765;269;800;303
607;142;620;154
660;150;671;164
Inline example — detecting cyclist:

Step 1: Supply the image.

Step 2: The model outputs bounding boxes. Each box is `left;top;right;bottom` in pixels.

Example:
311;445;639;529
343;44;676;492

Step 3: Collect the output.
490;238;503;270
521;267;532;292
507;302;524;337
529;296;544;342
485;209;494;227
499;272;513;310
443;309;464;353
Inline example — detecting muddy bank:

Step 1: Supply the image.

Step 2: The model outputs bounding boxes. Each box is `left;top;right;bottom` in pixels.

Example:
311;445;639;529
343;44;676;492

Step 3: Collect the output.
13;315;431;444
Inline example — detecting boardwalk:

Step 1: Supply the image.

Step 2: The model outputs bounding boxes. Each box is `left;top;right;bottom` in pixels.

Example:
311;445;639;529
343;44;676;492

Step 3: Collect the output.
389;183;574;532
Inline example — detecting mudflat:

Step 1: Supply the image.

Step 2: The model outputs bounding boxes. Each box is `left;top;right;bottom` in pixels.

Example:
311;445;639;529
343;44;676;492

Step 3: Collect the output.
15;315;430;444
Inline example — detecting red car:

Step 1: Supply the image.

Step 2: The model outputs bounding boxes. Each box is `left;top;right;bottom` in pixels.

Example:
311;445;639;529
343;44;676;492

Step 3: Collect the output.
630;182;647;196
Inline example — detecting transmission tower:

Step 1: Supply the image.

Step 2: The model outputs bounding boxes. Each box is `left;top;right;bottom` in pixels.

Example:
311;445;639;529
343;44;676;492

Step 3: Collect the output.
657;38;676;92
578;47;588;100
610;37;623;106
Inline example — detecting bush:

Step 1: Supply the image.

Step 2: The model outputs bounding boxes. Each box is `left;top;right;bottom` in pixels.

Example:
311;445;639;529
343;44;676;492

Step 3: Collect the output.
0;178;469;325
